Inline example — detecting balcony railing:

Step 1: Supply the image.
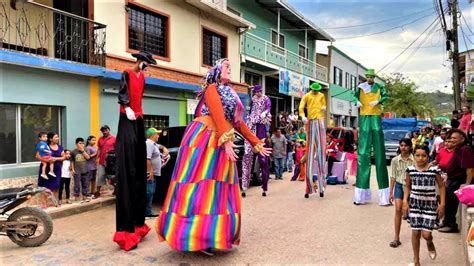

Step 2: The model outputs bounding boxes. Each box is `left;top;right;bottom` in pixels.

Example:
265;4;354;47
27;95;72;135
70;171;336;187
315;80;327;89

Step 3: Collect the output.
241;32;328;82
0;0;106;67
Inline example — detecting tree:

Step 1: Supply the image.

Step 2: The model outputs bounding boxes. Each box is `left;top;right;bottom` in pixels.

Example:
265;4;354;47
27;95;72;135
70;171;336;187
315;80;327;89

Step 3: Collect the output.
382;73;434;118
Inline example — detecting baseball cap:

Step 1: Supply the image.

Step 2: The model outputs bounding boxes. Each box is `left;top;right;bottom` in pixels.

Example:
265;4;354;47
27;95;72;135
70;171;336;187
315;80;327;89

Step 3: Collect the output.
146;128;161;138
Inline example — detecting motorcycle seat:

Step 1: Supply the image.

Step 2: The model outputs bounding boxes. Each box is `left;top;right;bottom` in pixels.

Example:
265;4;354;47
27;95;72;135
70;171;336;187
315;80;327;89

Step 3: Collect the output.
0;187;24;200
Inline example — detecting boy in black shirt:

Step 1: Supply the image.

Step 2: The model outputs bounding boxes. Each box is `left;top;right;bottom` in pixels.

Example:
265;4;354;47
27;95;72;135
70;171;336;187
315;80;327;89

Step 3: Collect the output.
71;138;91;202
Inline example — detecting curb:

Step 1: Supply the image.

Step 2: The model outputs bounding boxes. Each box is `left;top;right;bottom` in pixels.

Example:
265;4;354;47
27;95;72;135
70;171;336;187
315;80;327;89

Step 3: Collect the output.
46;197;115;220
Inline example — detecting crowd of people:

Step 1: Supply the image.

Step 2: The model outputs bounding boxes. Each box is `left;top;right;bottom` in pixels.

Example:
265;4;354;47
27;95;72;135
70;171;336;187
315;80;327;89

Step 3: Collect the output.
34;124;169;221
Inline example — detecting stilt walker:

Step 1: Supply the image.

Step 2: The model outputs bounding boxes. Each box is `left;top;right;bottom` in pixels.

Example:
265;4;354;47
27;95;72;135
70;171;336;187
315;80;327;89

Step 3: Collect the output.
353;69;390;205
299;82;327;198
113;51;157;251
241;85;271;197
156;58;271;255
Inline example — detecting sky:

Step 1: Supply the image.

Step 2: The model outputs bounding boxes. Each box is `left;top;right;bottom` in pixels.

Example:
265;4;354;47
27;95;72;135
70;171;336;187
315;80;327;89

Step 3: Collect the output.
287;0;473;93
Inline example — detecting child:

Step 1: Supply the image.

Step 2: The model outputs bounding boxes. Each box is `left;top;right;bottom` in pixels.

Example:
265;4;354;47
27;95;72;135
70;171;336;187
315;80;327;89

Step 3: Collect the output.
86;136;98;197
389;138;414;248
403;146;445;266
36;132;55;179
291;141;304;181
59;150;72;206
71;138;91;203
296;141;307;182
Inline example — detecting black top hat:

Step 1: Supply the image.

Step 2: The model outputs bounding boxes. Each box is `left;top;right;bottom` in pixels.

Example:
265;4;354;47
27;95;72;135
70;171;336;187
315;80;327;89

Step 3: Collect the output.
132;51;157;65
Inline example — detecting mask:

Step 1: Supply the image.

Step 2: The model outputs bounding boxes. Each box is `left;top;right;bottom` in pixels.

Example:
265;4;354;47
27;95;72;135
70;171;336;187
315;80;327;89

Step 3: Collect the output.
140;62;148;71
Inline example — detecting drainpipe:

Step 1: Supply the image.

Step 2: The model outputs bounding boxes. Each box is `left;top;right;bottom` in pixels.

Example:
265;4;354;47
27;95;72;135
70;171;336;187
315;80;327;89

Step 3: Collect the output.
238;27;250;84
277;8;280;47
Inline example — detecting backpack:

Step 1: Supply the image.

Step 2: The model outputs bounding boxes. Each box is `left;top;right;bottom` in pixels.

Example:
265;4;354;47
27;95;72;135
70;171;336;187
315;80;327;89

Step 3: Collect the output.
105;150;116;176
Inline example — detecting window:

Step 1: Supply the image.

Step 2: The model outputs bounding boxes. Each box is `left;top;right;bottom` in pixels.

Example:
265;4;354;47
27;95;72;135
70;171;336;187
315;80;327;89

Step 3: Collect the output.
143;115;169;131
244;71;262;87
271;30;285;53
298;44;308;59
0;104;61;165
351;75;357;90
345;72;350;89
128;3;169;59
202;28;227;67
358;75;366;84
334;67;343;86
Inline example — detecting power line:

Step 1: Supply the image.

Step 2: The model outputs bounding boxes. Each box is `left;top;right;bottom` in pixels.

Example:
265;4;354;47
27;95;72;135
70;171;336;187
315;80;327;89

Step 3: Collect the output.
334;12;436;40
394;21;441;72
378;17;440;74
460;10;473;35
320;7;433;30
460;26;473;62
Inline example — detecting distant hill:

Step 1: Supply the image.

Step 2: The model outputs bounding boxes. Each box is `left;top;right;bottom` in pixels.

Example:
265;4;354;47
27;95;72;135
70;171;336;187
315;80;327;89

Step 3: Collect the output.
422;91;455;115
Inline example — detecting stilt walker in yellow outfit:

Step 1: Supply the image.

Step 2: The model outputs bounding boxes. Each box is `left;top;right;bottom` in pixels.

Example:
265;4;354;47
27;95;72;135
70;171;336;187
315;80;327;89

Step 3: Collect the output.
353;69;390;205
299;82;327;199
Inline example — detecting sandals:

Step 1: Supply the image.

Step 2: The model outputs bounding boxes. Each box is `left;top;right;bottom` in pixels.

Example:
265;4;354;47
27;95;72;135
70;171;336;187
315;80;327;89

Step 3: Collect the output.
427;241;437;260
389;240;401;248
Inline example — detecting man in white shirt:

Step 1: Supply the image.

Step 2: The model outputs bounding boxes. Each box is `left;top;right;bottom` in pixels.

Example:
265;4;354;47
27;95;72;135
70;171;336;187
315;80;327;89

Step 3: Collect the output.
430;129;447;160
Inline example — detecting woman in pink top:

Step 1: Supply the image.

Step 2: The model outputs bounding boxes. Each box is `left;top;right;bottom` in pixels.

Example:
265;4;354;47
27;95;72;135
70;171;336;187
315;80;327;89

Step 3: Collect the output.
435;138;454;172
459;106;472;133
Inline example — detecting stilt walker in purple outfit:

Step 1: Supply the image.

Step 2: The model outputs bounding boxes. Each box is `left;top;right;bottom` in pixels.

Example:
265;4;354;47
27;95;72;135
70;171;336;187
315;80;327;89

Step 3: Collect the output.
241;85;271;197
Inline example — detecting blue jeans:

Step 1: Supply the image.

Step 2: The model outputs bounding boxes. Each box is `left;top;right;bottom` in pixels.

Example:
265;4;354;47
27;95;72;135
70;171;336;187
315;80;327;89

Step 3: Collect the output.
146;178;156;216
286;151;294;171
274;157;284;178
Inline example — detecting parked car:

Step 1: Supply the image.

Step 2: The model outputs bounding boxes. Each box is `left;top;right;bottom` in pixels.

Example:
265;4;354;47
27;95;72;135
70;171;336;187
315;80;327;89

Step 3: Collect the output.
383;129;411;161
155;126;246;204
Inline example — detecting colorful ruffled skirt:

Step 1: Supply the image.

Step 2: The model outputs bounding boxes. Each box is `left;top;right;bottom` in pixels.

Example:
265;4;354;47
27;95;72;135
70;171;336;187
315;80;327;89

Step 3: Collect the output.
156;119;241;251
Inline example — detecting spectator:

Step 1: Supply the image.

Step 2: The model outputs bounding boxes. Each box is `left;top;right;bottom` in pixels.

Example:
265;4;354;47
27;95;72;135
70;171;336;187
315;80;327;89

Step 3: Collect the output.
58;149;72;206
326;134;338;176
86;136;98;197
435;138;454;173
459;106;472;134
285;130;295;172
145;128;169;219
297;127;307;141
96;125;116;198
291;141;306;181
271;129;287;180
288;111;298;130
430;129;447;161
451;110;460;129
439;129;474;233
36;132;66;209
37;131;55;179
71;137;91;203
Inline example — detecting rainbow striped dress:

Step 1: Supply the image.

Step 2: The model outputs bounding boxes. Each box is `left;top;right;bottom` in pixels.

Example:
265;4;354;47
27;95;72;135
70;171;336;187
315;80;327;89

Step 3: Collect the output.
156;120;241;251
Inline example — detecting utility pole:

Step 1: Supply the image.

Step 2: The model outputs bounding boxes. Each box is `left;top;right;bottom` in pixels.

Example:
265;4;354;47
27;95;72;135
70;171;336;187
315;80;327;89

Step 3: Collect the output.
451;0;461;109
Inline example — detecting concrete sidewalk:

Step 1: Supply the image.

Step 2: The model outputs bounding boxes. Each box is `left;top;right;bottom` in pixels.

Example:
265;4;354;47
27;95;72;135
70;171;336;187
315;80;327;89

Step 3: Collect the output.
45;194;115;219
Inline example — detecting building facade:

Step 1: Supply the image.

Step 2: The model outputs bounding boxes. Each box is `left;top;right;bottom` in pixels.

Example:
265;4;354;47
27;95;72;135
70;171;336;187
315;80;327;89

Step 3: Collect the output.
227;0;333;129
326;46;385;128
0;0;254;183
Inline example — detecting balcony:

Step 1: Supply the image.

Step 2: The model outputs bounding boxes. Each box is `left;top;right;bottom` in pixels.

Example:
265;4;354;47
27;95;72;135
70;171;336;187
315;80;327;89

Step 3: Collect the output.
0;0;106;67
241;32;328;82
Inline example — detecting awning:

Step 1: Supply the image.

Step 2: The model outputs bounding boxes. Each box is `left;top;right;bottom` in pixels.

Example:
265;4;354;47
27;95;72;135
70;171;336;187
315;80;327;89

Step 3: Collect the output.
255;0;334;42
186;0;255;29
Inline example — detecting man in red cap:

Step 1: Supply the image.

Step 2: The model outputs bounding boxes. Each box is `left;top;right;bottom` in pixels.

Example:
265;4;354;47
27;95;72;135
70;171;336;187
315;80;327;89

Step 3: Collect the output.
113;51;157;251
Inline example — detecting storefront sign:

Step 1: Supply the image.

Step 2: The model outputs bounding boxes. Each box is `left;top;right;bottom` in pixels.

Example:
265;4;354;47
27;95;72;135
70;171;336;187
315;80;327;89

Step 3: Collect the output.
279;69;309;98
466;55;474;100
330;98;358;116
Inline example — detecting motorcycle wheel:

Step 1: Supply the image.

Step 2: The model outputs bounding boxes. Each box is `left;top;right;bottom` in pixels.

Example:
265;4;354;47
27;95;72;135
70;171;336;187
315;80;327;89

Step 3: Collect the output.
7;207;53;247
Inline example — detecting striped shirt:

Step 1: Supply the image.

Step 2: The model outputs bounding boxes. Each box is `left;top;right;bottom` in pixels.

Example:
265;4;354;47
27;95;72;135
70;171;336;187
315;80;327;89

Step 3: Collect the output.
390;154;415;185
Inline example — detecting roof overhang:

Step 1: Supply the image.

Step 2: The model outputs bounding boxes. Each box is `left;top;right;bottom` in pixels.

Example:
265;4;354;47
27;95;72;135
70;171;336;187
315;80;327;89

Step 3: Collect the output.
255;0;334;42
186;0;255;29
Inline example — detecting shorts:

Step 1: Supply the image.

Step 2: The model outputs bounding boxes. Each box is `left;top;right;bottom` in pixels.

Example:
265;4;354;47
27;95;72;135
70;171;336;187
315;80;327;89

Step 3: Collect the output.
97;165;107;186
41;155;51;160
394;182;404;200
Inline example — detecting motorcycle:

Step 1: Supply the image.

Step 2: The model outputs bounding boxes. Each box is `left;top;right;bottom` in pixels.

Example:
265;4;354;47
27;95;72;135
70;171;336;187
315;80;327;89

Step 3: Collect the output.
0;184;54;247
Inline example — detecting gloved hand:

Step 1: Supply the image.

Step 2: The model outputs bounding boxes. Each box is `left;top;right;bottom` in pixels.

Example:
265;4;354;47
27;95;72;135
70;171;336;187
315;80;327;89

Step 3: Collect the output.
260;111;267;119
322;107;327;112
355;101;362;108
125;107;136;120
369;101;379;107
302;117;308;124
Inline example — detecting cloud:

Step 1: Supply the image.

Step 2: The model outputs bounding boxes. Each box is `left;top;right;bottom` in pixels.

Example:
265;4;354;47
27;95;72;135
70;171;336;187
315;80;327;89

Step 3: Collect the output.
288;0;456;94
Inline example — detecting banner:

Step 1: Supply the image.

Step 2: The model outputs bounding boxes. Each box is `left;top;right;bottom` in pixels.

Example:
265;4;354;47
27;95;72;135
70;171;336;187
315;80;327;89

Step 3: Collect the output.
466;56;474;100
279;69;309;98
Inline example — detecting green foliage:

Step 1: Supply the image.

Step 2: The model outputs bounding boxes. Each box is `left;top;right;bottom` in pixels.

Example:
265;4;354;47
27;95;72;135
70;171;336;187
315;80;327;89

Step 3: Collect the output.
382;73;443;118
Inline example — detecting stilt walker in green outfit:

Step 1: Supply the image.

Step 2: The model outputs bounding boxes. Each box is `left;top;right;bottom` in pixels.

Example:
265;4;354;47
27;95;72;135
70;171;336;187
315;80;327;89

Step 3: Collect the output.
353;69;390;205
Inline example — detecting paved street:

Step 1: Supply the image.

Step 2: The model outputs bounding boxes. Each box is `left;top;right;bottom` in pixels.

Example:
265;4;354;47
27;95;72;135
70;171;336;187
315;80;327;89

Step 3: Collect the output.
1;167;464;265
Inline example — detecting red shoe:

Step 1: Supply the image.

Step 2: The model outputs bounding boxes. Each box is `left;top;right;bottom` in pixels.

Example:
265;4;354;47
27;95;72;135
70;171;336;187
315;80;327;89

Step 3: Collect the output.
135;224;151;238
113;231;140;251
